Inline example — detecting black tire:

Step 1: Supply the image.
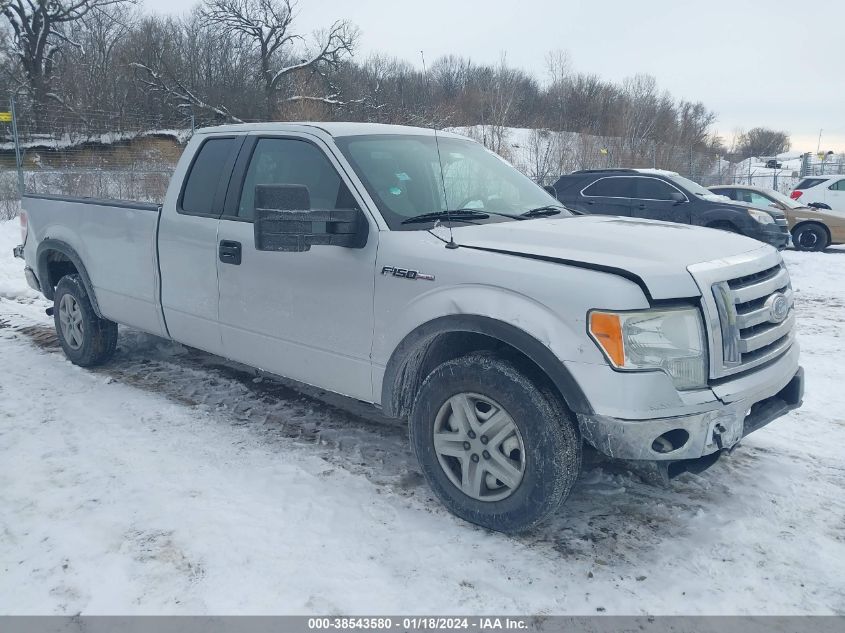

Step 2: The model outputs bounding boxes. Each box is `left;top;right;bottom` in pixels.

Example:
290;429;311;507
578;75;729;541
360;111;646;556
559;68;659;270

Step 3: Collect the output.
409;352;582;533
791;223;829;252
53;274;118;366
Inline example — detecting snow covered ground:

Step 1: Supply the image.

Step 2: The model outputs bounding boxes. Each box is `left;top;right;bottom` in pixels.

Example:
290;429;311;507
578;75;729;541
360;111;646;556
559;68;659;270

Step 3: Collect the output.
0;219;843;615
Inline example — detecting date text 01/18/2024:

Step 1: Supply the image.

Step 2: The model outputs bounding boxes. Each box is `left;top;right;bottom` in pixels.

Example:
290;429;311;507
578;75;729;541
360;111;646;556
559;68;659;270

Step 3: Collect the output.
307;616;528;630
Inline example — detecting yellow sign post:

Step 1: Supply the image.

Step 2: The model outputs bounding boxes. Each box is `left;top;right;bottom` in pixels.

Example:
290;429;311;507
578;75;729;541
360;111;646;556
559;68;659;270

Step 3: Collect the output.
0;111;12;123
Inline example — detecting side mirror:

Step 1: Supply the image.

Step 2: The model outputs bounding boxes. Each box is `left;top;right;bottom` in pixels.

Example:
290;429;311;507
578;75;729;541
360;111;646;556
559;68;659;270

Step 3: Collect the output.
543;185;558;199
669;192;686;204
253;184;367;253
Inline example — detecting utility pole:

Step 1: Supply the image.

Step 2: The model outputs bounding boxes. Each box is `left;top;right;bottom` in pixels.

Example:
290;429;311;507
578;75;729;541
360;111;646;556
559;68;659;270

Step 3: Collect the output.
10;95;24;197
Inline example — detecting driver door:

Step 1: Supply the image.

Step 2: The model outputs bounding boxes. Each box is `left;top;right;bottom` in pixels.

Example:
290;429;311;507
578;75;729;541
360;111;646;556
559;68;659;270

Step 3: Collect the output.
215;134;378;401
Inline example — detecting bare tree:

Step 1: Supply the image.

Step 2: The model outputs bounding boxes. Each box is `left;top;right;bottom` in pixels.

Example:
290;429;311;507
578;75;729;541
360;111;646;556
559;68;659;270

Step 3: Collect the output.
737;127;791;158
1;0;132;119
620;74;659;160
201;0;357;117
130;61;244;122
476;55;532;156
545;49;571;132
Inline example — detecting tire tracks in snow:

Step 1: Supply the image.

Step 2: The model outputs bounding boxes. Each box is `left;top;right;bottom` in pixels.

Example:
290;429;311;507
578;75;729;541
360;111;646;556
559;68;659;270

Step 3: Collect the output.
0;295;835;581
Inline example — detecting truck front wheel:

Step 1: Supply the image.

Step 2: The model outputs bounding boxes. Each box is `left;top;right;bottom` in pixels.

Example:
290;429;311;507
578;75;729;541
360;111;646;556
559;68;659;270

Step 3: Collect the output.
53;274;118;367
410;352;582;533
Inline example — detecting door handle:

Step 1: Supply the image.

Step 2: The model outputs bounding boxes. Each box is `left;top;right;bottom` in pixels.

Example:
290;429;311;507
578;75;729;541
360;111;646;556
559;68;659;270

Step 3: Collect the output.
219;240;242;265
637;203;646;209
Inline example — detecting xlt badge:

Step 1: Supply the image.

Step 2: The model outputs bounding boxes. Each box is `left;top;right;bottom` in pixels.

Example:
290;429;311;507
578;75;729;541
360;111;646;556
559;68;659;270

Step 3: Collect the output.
381;266;435;281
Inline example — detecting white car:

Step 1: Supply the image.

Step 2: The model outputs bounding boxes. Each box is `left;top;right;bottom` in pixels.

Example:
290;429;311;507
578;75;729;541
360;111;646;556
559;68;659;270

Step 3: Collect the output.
790;174;845;211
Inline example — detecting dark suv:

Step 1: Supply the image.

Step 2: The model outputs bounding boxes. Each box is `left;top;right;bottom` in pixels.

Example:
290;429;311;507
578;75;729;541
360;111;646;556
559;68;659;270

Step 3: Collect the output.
550;169;791;249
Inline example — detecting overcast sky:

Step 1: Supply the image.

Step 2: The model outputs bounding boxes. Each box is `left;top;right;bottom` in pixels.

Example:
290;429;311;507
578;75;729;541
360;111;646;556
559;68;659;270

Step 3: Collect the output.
141;0;845;152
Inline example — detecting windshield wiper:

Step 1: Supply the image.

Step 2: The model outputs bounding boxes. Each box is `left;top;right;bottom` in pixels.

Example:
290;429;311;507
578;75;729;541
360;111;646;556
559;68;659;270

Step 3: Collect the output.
520;205;564;218
401;205;565;225
401;210;489;225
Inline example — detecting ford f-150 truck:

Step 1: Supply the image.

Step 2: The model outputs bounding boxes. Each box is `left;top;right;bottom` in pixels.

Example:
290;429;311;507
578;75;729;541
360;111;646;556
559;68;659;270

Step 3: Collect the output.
14;123;804;533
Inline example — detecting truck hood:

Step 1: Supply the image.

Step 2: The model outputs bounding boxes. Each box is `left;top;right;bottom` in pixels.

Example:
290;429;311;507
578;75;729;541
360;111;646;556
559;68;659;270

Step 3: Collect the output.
431;215;771;300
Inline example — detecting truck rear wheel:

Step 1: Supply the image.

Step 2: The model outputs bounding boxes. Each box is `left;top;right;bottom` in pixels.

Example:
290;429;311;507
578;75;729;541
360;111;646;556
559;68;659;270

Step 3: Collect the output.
409;352;581;533
53;274;118;367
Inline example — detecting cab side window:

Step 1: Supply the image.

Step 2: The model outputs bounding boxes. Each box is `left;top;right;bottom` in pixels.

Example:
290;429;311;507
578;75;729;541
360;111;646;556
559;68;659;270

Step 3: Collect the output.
180;137;239;216
829;179;845;191
237;138;359;220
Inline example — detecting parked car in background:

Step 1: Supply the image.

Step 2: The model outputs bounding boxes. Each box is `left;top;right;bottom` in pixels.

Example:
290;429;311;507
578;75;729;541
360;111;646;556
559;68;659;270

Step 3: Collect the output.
790;175;845;211
710;184;845;251
550;168;791;249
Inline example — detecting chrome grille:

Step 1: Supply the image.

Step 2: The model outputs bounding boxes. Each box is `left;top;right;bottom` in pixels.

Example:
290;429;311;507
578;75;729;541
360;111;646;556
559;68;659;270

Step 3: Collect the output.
689;250;796;379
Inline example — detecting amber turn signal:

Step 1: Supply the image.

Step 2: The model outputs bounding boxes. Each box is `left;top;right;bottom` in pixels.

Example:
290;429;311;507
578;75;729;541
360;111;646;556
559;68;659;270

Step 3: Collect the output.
588;312;625;366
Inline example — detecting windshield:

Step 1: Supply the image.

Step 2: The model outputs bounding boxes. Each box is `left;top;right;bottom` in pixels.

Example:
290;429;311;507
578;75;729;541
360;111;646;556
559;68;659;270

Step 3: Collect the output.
667;174;715;198
334;134;569;230
765;188;806;209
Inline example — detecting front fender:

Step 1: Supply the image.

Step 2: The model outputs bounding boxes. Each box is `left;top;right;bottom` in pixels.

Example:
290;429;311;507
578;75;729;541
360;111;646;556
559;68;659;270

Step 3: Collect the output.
379;312;594;418
372;230;650;414
373;282;640;418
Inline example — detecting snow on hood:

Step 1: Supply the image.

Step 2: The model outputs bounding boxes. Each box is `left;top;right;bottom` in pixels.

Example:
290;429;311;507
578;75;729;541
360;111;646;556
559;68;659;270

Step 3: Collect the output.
432;215;771;300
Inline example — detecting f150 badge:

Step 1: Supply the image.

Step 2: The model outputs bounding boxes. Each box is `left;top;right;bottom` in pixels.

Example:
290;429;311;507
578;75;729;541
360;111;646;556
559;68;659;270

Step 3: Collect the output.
381;266;435;281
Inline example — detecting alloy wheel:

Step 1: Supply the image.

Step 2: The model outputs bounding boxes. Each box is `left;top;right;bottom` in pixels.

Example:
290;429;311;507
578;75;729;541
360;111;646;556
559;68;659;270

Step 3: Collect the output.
58;294;84;350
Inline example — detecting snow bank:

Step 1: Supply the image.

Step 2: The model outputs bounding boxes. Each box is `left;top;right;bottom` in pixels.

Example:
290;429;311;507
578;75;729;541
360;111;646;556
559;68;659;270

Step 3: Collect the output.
0;216;39;302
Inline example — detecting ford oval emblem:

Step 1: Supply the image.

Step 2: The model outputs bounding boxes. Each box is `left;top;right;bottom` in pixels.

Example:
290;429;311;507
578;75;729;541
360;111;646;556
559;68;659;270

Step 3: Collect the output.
765;292;789;324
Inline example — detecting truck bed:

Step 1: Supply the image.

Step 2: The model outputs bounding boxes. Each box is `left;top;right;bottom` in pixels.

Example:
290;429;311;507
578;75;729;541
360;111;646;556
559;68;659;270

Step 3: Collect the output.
22;194;167;337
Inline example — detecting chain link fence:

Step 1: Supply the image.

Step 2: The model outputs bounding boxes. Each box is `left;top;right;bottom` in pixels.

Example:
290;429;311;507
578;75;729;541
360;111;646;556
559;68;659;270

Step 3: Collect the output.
1;97;194;219
3;102;843;220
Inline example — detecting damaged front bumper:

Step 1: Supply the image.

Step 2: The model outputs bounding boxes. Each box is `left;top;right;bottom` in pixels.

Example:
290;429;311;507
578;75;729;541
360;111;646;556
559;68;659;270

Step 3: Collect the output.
577;366;804;462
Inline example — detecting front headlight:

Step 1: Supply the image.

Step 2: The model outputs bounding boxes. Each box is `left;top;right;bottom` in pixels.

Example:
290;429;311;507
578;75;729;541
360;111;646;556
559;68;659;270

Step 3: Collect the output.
747;208;775;224
588;307;708;390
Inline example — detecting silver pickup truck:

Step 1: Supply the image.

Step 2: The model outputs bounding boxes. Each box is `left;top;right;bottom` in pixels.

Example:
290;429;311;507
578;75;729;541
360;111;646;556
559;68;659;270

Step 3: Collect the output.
15;122;804;532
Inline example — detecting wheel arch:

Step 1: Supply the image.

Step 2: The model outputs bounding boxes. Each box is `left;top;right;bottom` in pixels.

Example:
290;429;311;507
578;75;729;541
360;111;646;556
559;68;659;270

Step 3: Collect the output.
380;314;593;420
701;206;752;232
36;239;103;317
